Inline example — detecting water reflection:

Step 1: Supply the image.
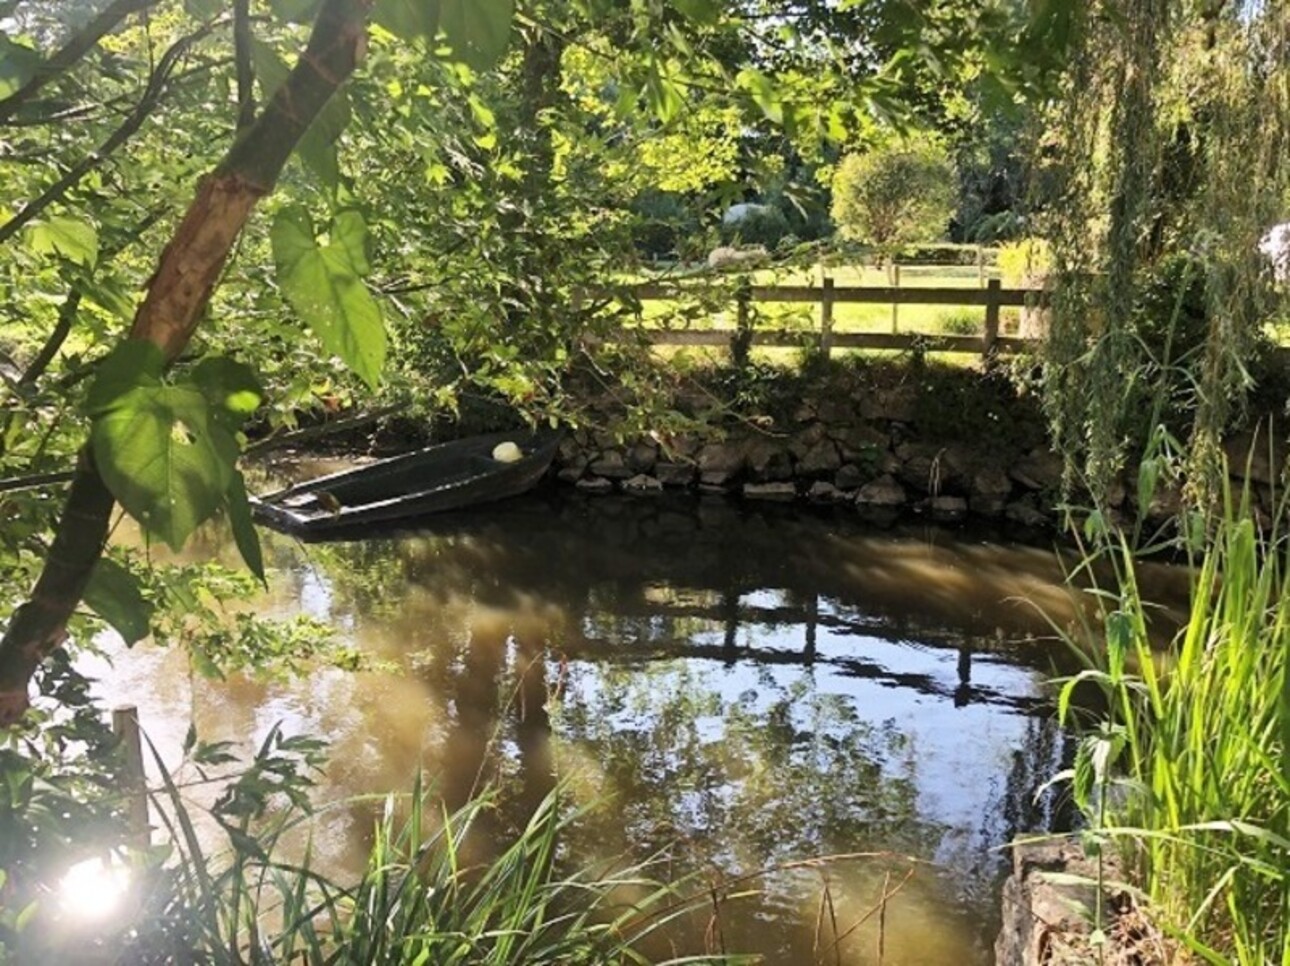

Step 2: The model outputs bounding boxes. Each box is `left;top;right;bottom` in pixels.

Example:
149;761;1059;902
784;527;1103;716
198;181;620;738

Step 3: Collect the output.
87;493;1188;964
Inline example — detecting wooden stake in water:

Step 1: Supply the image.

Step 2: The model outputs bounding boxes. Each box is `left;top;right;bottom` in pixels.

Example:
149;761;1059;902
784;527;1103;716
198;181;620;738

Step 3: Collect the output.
112;705;149;848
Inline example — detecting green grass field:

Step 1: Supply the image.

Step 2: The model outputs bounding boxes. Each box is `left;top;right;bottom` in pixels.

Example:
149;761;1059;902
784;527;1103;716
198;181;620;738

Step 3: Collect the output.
631;262;1008;347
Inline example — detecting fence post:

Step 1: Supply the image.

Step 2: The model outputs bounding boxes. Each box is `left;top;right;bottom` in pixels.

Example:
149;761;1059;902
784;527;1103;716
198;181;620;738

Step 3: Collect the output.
820;276;835;355
891;263;901;333
983;278;1001;362
732;279;752;368
112;705;149;848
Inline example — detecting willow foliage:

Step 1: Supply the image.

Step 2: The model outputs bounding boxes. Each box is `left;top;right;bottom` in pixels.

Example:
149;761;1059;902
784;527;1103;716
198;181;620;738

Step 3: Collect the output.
1039;0;1290;505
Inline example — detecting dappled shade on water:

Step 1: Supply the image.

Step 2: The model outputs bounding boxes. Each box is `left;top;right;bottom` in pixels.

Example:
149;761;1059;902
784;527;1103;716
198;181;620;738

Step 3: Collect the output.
89;494;1189;964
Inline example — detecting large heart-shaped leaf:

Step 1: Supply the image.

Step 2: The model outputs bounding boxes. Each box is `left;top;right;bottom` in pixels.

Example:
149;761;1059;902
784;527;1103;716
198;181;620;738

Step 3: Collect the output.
672;0;719;25
374;0;440;40
191;355;263;426
90;379;239;550
439;0;514;69
271;208;385;389
0;34;39;100
87;341;164;413
250;41;350;189
269;0;322;23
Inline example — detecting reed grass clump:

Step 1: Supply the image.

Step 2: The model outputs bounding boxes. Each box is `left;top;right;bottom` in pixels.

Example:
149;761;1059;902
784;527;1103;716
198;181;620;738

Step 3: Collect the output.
1056;487;1290;963
1;736;707;966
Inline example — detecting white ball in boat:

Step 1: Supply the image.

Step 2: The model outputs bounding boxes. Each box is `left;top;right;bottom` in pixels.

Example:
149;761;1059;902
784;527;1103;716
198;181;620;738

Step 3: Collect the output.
492;440;523;463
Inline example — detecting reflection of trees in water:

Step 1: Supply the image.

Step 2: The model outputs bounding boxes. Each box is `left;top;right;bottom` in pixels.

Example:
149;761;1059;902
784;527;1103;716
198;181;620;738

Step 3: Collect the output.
551;660;941;873
290;494;1185;650
232;496;1141;962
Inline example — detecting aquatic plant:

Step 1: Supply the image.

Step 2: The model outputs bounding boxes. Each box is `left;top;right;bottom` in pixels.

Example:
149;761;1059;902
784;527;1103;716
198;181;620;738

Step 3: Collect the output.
1053;483;1290;962
0;727;714;965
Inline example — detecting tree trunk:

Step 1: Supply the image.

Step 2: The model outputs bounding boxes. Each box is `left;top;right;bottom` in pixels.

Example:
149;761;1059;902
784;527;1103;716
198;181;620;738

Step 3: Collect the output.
0;0;371;728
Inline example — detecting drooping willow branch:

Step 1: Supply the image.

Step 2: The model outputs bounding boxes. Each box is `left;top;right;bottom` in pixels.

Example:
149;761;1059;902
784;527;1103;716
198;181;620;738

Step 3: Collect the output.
0;0;372;729
0;0;158;122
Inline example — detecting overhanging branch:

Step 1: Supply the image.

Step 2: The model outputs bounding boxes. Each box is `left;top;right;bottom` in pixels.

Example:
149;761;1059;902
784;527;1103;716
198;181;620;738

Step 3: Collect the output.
0;0;158;122
0;0;371;728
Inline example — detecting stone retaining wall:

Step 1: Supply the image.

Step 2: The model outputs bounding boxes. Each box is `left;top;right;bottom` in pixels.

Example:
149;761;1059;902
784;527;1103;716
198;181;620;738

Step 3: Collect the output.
551;388;1064;527
549;383;1284;529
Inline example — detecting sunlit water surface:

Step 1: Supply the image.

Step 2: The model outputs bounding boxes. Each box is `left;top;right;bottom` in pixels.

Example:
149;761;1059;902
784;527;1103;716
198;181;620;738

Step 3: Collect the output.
85;492;1188;964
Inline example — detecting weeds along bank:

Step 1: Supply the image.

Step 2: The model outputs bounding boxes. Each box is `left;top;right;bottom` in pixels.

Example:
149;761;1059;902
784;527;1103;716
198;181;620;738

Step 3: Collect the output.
548;357;1289;535
998;491;1290;965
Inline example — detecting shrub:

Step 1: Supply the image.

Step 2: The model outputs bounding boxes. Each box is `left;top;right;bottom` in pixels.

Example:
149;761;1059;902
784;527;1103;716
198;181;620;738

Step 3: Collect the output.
829;136;956;254
720;202;791;249
895;242;987;265
997;237;1053;285
937;308;982;335
631;190;697;259
963;210;1023;244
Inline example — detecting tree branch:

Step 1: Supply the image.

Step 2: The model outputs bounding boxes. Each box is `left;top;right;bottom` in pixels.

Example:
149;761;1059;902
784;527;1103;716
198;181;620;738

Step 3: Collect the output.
234;0;256;130
0;0;158;122
18;206;169;387
0;0;371;728
0;22;217;252
0;470;76;494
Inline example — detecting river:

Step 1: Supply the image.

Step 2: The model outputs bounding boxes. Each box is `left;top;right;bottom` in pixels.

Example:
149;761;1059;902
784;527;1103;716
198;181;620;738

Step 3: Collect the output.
85;492;1189;964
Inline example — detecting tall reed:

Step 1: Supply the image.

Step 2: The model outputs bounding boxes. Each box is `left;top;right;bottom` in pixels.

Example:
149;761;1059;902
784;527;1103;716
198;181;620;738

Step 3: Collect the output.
1057;485;1290;963
2;738;716;965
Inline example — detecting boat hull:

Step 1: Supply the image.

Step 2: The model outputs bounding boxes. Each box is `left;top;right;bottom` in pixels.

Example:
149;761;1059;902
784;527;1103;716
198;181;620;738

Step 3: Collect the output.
250;429;563;539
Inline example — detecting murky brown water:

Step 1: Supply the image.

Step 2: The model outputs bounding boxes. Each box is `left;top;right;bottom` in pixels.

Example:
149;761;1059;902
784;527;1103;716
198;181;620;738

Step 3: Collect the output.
86;492;1189;964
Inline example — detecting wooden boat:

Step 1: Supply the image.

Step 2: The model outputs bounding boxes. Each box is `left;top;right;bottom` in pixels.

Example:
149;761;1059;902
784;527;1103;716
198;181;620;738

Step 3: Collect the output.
250;428;563;538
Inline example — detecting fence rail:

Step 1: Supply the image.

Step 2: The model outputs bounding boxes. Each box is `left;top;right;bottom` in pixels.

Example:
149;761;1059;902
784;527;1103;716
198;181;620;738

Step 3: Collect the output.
627;276;1047;362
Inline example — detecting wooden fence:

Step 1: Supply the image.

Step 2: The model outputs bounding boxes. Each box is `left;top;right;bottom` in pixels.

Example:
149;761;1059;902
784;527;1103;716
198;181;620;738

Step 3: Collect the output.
627;276;1047;362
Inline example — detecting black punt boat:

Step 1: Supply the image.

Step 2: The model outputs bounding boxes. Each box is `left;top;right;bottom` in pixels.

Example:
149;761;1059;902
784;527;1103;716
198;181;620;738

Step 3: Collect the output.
250;428;563;538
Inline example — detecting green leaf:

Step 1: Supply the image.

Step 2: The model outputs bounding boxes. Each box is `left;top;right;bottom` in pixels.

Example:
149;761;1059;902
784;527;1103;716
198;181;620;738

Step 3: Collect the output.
91;381;239;550
297;89;350;190
0;34;39;100
184;0;223;19
225;471;265;585
271;208;386;389
374;0;440;39
439;0;514;69
250;40;349;189
190;355;263;422
87;342;165;413
269;0;322;22
25;215;99;267
84;558;153;645
737;68;784;125
644;66;685;125
672;0;719;24
250;38;290;97
330;209;371;275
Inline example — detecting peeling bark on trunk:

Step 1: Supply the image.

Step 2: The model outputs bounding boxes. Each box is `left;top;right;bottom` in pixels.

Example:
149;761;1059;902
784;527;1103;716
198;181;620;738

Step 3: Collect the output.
0;0;371;729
